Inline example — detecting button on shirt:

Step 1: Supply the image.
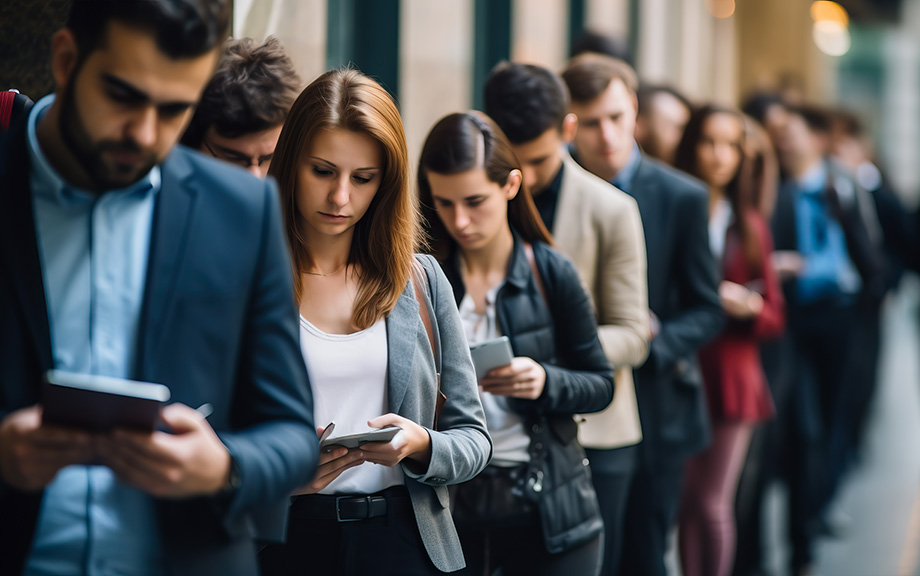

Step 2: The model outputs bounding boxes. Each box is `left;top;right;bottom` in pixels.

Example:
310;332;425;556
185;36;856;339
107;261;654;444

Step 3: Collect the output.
24;95;164;576
791;161;861;305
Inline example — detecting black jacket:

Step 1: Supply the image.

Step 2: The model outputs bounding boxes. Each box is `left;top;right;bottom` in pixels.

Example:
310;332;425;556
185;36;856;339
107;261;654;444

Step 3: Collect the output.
617;155;724;469
442;236;614;553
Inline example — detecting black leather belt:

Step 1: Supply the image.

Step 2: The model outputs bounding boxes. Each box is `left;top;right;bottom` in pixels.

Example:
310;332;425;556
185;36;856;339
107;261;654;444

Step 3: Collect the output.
291;490;404;522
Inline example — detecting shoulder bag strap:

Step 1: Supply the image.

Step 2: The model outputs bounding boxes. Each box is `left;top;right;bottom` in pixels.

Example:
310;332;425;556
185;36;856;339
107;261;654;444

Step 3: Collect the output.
523;242;549;307
411;257;447;428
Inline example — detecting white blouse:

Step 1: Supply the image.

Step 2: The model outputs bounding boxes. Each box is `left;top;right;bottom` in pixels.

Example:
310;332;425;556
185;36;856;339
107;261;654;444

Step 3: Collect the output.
458;287;530;466
299;315;404;494
709;198;733;260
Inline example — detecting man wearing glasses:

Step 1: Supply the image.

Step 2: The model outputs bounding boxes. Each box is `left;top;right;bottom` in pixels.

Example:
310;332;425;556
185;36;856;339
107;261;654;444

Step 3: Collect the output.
182;36;301;178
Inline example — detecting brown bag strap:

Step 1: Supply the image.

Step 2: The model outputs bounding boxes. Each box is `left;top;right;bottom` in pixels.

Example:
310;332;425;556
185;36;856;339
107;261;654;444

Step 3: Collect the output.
523;242;549;307
411;258;446;428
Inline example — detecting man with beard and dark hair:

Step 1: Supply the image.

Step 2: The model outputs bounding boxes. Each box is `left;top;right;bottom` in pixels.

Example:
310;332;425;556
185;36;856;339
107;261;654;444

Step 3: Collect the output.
0;1;318;575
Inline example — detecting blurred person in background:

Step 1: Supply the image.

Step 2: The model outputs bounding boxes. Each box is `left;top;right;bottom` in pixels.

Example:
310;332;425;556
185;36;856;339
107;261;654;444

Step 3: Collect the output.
483;61;649;575
181;36;301;178
257;69;492;576
0;1;320;574
673;104;786;576
562;53;724;576
635;84;692;167
418;110;613;576
770;102;886;576
570;29;633;66
828;109;916;292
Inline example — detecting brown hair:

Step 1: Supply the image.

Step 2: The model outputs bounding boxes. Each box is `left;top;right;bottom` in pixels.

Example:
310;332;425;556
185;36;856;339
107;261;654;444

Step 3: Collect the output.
674;104;762;272
182;36;302;147
562;52;639;104
269;68;420;330
417;111;553;262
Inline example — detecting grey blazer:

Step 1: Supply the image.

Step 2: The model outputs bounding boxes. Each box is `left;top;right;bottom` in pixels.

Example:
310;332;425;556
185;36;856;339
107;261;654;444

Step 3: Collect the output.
386;254;492;573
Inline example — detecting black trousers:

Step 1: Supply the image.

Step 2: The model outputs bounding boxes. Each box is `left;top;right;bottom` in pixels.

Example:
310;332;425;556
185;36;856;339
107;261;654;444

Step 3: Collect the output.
617;463;684;576
456;503;603;576
585;445;636;576
258;486;441;576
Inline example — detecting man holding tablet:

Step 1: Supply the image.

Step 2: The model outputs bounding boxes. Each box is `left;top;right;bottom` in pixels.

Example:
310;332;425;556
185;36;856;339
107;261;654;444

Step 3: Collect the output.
0;1;317;575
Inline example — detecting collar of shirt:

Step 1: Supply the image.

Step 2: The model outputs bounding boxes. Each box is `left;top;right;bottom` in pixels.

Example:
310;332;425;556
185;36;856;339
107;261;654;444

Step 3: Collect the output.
27;94;161;208
611;141;641;193
794;159;827;197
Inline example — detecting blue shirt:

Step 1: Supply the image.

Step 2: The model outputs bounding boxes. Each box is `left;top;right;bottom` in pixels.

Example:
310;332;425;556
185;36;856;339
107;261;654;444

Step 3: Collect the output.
791;161;861;305
611;142;642;194
24;95;164;576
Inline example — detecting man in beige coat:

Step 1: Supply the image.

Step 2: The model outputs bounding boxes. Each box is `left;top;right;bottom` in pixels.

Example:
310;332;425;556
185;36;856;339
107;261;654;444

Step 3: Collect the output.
485;62;649;573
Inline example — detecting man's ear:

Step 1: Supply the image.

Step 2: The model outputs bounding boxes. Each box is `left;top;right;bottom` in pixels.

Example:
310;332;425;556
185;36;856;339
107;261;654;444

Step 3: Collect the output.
561;113;578;144
505;169;522;200
50;29;81;92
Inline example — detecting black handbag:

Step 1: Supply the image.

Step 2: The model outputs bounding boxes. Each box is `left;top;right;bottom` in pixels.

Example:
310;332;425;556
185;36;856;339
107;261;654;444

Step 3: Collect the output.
450;462;536;530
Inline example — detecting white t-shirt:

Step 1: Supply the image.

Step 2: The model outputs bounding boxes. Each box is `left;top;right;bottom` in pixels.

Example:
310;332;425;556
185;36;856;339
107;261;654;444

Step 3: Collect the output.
299;315;404;494
458;287;530;466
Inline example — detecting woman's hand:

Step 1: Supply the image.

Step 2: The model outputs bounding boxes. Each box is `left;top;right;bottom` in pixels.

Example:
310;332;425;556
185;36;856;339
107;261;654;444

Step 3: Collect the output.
479;357;546;400
719;280;763;320
295;425;366;495
361;414;432;469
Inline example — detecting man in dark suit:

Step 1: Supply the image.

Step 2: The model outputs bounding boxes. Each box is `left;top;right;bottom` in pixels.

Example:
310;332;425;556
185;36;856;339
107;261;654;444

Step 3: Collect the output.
562;53;724;576
770;103;886;576
0;2;317;575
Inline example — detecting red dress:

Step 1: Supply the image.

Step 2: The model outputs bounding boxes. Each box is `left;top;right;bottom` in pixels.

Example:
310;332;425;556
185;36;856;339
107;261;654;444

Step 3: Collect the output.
699;211;785;423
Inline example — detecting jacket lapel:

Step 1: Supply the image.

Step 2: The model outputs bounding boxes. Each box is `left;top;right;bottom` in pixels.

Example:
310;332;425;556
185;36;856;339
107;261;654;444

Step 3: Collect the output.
385;281;421;413
136;150;199;378
553;153;582;255
1;121;53;372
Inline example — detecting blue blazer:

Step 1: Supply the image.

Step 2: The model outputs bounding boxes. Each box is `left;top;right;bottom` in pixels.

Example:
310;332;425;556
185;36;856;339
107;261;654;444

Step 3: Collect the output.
0;113;318;576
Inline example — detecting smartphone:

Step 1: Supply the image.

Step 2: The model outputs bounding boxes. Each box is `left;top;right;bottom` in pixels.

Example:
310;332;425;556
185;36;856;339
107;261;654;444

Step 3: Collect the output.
320;426;401;452
470;336;514;379
42;369;171;432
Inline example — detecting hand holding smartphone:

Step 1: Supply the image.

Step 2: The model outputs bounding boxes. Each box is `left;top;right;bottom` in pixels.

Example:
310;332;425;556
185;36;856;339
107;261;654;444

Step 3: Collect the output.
319;425;401;452
470;336;514;379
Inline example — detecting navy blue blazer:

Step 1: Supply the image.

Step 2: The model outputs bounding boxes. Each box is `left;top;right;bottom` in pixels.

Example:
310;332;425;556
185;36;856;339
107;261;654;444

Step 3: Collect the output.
0;113;318;576
616;155;724;469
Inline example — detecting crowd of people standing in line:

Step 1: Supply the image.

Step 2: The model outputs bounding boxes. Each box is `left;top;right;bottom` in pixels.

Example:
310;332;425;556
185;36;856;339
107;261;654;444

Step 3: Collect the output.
2;1;918;576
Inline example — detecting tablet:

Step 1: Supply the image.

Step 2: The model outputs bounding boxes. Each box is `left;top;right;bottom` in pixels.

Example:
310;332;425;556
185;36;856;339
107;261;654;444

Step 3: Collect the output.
42;370;172;432
470;336;514;379
320;427;401;452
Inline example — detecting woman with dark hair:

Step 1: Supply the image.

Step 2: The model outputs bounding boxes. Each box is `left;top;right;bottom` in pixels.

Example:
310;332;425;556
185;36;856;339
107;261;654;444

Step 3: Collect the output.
673;105;785;576
258;70;492;575
418;111;613;576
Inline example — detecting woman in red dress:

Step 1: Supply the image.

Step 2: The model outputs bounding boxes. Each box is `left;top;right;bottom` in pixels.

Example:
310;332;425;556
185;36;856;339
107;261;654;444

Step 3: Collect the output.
674;104;786;576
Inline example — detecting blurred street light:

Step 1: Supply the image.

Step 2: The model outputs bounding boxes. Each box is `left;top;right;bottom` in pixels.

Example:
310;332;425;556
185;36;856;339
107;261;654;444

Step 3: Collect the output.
811;1;851;57
705;0;736;19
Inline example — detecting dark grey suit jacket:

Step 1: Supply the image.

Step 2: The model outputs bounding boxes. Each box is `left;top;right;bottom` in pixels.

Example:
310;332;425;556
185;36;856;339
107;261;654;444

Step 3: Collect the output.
616;155;724;470
0;111;318;576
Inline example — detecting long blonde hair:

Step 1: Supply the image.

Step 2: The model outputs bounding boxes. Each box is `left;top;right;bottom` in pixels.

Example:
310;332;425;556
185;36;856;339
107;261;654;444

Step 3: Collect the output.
270;69;421;329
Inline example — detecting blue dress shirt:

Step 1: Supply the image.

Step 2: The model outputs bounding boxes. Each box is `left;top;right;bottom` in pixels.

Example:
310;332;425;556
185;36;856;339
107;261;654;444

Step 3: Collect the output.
24;95;164;576
791;161;861;305
611;142;642;194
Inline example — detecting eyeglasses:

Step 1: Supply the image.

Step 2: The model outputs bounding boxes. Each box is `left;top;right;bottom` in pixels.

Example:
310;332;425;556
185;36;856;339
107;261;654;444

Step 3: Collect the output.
203;138;273;170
